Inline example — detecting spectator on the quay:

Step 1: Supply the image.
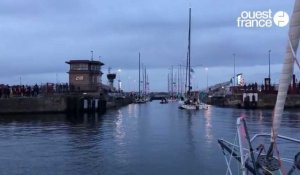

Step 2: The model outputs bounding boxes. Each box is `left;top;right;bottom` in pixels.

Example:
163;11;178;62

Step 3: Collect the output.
55;83;70;93
254;82;258;91
4;85;10;98
33;84;39;96
26;86;32;96
0;86;2;98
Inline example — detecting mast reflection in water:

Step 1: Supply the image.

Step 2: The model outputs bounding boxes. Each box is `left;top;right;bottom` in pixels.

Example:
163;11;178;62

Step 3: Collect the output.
0;102;299;175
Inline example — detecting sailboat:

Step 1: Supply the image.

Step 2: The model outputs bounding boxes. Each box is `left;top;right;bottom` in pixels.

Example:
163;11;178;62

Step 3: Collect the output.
178;7;208;110
143;65;150;102
135;52;146;103
218;1;300;174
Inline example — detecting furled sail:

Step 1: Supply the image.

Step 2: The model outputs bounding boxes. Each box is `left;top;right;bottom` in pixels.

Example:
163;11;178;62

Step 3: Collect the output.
272;0;300;142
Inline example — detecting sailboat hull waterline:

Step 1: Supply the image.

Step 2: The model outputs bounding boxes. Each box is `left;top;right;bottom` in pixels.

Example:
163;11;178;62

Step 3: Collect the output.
218;0;300;174
179;104;199;110
178;101;208;110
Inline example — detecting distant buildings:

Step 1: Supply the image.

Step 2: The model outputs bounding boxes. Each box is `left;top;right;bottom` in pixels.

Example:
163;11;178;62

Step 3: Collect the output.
66;60;104;92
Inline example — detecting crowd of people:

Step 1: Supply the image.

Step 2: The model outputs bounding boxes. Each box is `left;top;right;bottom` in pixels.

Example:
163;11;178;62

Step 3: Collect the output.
0;85;11;98
0;83;71;98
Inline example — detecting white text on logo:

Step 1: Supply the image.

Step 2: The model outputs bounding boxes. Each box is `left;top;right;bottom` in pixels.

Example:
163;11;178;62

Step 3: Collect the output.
237;9;273;28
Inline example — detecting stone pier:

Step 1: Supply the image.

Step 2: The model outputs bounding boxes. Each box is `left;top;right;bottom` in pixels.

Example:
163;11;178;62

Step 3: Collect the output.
208;94;300;109
0;94;133;114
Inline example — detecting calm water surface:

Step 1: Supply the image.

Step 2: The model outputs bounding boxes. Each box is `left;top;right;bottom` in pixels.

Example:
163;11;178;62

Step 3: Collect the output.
0;101;300;175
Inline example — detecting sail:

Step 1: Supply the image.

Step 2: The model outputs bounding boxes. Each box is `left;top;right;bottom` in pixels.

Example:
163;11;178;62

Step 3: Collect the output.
272;0;300;142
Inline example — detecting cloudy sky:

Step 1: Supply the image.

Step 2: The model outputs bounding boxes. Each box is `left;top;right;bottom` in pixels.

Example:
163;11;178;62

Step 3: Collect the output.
0;0;299;91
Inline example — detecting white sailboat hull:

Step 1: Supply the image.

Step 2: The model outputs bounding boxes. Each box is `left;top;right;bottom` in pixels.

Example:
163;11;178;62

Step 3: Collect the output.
178;102;208;110
179;104;199;110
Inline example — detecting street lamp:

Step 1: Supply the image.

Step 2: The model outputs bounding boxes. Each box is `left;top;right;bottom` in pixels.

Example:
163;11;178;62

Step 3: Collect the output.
91;50;94;61
268;50;271;80
117;69;122;78
233;53;236;86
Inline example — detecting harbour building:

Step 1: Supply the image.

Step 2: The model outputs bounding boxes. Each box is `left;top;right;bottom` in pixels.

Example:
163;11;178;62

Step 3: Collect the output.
66;60;104;92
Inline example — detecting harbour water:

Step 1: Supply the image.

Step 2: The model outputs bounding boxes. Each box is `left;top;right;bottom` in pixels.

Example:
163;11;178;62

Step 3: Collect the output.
0;102;299;175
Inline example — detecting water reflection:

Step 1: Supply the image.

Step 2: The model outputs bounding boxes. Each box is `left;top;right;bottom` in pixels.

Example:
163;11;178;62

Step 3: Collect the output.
127;104;138;118
284;111;300;128
204;106;213;144
0;104;299;175
115;109;125;140
184;110;196;156
66;112;101;125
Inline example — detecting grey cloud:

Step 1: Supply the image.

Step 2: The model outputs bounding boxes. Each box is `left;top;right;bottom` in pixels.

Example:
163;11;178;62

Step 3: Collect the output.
0;0;295;88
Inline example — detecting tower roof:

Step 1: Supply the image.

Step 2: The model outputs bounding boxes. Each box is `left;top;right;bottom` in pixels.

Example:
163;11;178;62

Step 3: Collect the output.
65;60;104;66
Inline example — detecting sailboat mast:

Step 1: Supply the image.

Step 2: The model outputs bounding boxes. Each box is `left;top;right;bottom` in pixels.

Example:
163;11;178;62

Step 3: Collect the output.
144;67;147;95
168;73;170;94
139;52;141;98
171;66;174;97
142;64;144;95
185;52;188;94
187;7;192;94
177;66;180;95
179;64;182;95
147;73;149;94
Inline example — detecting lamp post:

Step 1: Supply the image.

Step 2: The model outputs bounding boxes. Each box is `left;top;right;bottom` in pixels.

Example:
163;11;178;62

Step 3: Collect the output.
233;53;236;86
268;50;271;80
205;67;208;90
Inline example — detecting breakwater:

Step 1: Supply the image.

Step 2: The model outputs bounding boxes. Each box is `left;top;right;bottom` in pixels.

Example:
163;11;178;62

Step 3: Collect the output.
208;94;300;109
0;94;133;114
0;95;67;113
